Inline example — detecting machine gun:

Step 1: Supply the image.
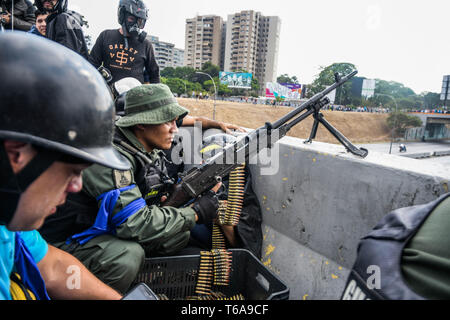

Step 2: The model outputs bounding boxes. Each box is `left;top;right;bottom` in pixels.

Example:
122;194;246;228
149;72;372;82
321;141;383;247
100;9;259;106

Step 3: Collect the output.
163;70;368;208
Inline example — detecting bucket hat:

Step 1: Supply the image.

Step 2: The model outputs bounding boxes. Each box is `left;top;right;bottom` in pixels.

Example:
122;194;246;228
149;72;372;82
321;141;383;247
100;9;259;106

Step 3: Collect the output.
116;84;189;127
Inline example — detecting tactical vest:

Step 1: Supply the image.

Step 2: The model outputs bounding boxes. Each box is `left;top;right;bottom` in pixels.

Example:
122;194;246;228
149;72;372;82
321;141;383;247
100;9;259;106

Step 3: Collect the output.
114;131;174;206
39;131;176;244
341;193;450;300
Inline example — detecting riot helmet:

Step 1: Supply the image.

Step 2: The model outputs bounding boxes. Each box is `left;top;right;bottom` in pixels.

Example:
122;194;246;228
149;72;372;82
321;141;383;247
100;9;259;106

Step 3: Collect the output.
35;0;67;13
0;32;130;225
117;0;148;46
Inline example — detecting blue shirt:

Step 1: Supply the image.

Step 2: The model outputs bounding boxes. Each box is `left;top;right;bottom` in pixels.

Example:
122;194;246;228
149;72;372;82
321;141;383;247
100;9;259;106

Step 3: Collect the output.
0;226;48;300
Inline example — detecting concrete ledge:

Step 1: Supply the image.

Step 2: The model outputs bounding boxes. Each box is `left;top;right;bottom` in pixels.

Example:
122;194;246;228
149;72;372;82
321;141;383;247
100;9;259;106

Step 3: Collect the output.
251;136;449;300
401;152;434;159
434;150;450;157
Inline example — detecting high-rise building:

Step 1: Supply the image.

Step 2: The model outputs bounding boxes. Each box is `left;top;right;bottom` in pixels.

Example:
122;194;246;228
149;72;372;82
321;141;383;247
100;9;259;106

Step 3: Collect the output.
223;10;281;89
172;48;185;69
184;15;224;70
148;35;184;69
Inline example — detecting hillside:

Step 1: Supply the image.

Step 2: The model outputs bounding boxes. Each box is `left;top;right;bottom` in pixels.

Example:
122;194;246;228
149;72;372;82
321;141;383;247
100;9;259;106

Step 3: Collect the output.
177;98;391;144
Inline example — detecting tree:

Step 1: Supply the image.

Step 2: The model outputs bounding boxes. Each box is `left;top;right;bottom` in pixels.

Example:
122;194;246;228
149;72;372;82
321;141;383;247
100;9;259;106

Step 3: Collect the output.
421;92;441;109
161;77;189;96
307;63;356;103
201;62;220;78
160;67;176;78
174;66;196;81
375;80;416;98
277;74;299;84
387;112;422;136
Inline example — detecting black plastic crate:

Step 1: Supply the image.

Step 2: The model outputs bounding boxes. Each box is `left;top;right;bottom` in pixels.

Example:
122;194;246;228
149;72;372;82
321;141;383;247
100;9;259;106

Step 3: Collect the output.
134;249;289;300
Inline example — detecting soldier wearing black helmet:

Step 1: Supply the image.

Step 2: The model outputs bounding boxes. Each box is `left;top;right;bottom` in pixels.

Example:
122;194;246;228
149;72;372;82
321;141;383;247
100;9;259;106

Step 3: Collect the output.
34;0;89;59
0;32;128;300
89;0;160;84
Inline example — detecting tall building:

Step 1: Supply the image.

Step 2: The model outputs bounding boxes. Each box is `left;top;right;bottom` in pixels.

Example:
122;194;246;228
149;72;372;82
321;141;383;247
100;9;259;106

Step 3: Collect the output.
184;15;224;70
223;10;281;89
148;35;185;69
172;48;185;68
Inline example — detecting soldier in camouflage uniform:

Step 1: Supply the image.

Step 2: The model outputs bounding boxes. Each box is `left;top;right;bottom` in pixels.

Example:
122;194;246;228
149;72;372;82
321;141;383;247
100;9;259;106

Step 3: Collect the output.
39;84;221;293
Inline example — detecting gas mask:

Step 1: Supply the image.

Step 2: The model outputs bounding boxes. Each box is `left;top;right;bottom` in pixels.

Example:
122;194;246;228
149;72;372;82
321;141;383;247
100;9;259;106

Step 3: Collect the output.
124;13;145;37
122;12;147;48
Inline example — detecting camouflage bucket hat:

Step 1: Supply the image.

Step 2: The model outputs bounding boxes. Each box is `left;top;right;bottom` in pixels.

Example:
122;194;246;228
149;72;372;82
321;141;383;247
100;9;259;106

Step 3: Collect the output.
115;83;189;127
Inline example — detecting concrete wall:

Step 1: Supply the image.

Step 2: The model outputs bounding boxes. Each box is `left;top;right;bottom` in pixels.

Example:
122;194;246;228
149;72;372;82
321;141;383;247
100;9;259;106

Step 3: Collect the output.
251;137;449;300
176;128;450;300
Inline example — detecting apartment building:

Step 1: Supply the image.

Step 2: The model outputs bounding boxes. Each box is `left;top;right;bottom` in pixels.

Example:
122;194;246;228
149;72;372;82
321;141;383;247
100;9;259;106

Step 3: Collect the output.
172;48;185;68
184;15;224;70
224;11;281;88
148;35;185;69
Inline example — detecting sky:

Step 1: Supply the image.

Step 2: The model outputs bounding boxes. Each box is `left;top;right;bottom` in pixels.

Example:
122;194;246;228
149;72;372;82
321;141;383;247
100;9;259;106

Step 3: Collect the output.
68;0;450;95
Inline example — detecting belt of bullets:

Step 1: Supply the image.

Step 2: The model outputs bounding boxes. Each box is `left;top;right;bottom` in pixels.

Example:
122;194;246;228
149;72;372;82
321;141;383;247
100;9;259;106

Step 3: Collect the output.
194;166;246;299
223;165;246;226
212;223;226;250
212;249;232;286
212;165;246;250
195;250;214;295
195;249;232;295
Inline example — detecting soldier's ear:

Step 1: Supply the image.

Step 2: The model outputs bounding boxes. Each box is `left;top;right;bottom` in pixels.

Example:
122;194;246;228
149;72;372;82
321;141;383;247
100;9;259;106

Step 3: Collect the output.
3;140;37;174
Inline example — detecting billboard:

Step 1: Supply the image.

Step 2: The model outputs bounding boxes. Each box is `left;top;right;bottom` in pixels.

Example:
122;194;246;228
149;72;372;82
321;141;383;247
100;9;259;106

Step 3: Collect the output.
266;82;303;100
219;72;253;89
362;79;376;99
441;75;450;101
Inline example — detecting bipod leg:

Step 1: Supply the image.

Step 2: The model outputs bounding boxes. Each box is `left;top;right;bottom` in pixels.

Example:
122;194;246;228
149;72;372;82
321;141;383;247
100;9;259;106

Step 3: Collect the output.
304;111;320;144
316;113;369;158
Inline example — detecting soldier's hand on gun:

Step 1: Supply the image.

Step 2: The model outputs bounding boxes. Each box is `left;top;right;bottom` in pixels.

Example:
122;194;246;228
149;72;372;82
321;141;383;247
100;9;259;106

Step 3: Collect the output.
191;182;222;224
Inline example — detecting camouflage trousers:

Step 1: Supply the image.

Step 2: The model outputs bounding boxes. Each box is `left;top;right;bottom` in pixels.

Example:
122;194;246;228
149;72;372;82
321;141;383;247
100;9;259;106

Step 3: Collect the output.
53;235;145;294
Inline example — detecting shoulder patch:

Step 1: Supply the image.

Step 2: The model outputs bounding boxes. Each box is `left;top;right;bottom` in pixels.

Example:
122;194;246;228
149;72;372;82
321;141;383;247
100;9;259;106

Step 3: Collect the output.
113;170;132;189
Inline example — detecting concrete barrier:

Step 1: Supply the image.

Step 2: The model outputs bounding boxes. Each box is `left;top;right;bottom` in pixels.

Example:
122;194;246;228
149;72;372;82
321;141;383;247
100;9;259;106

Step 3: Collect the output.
401;152;434;159
434;150;450;157
249;137;449;300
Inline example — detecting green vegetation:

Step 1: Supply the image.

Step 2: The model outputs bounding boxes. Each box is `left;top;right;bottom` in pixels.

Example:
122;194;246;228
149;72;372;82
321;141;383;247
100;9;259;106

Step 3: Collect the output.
305;63;442;111
387;112;423;137
160;62;259;97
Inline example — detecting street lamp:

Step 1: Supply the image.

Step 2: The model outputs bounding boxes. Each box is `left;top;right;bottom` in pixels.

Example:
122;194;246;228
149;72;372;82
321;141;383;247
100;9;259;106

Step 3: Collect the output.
375;93;398;154
196;71;217;120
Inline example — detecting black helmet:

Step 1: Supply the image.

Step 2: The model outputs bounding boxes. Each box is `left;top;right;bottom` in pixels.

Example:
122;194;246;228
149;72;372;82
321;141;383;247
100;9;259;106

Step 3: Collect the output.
118;0;148;27
118;0;148;44
0;32;130;224
35;0;68;13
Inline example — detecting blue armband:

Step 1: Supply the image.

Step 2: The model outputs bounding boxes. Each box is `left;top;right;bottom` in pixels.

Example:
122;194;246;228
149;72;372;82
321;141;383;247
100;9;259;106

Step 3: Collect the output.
67;185;146;245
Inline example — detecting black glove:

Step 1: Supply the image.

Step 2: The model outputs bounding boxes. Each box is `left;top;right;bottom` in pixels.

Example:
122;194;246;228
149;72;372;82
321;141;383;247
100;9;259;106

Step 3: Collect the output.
192;190;219;225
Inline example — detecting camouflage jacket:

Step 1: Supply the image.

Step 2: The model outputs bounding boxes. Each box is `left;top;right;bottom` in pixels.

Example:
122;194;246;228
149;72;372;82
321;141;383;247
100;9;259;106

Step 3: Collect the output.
41;126;196;256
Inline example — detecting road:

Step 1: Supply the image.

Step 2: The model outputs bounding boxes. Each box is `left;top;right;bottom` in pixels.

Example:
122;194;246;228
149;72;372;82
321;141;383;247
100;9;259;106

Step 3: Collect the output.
356;140;450;167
